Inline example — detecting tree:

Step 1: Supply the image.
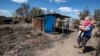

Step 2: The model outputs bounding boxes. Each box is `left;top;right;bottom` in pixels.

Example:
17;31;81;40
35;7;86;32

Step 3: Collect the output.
79;12;83;20
79;7;90;20
29;7;45;18
94;9;100;21
15;3;30;22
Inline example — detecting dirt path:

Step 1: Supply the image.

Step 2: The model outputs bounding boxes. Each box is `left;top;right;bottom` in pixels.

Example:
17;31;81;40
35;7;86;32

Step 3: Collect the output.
36;31;97;56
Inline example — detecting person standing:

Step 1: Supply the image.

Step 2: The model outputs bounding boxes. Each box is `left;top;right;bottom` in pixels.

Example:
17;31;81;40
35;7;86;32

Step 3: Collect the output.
79;23;93;53
75;16;94;53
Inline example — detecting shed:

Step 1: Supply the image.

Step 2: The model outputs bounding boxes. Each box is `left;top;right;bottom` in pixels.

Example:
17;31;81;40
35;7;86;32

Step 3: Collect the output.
32;13;71;34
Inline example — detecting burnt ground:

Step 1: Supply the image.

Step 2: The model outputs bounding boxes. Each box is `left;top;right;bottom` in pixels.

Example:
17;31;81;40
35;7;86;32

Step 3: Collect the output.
0;24;99;56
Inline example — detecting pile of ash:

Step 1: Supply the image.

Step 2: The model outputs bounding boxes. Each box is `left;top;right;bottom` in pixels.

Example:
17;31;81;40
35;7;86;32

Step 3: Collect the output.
0;27;58;56
0;27;13;37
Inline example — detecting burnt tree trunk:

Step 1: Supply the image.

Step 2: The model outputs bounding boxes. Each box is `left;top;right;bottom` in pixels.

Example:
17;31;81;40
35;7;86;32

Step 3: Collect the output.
96;39;100;56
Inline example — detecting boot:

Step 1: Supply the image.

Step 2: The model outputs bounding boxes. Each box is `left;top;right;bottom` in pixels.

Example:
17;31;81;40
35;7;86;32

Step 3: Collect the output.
79;47;85;53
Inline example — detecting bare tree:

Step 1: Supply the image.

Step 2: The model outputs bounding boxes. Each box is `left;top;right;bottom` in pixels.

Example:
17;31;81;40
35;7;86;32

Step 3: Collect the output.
15;3;30;23
79;7;90;20
94;9;100;21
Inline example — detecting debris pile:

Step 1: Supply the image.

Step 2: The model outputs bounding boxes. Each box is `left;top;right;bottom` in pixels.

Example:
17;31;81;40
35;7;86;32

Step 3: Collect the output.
0;26;60;56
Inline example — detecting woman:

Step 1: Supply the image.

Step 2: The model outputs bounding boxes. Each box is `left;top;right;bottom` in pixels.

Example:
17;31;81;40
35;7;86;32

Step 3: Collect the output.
79;23;93;53
75;16;94;53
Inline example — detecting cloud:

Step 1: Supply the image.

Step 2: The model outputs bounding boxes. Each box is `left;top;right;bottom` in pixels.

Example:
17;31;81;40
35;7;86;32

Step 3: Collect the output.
0;9;11;13
41;7;48;11
50;0;67;3
0;9;12;16
59;7;81;14
49;10;54;12
11;0;28;3
73;9;81;14
40;7;55;14
59;7;72;12
41;8;55;12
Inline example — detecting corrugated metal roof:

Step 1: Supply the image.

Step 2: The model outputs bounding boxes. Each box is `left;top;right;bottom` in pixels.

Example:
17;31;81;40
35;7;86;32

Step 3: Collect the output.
34;13;71;19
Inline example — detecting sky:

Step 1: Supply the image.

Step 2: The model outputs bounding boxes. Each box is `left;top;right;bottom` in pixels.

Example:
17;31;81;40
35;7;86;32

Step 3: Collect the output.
0;0;100;18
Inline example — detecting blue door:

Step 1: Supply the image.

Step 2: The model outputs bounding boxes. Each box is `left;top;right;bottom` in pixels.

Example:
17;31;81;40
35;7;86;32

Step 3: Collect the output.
44;15;55;33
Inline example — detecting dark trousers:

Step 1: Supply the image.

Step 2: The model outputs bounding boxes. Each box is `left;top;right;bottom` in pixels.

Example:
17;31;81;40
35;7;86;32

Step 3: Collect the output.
77;34;90;47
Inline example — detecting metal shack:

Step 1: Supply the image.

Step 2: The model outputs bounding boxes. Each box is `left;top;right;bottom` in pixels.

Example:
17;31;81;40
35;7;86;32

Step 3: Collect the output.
32;13;71;34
